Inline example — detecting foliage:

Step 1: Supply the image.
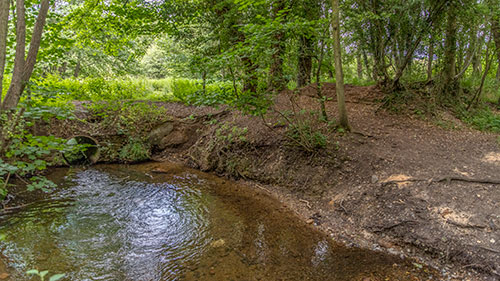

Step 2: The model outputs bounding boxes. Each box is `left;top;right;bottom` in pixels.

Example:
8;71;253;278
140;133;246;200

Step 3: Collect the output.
0;101;86;199
119;138;151;163
460;107;500;133
276;107;335;153
26;269;65;281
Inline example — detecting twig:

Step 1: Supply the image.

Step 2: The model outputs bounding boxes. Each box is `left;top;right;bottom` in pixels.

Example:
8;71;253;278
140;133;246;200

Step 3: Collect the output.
446;220;487;229
338;199;348;214
256;184;271;194
2;172;10;192
299;199;312;209
372;220;418;233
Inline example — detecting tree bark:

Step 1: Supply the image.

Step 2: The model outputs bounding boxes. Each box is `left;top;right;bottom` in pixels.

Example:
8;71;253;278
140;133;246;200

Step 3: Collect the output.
0;0;10;106
269;0;286;92
74;61;81;78
2;0;26;110
356;51;363;80
2;0;50;110
427;34;434;81
442;3;457;92
492;19;500;81
331;0;349;130
297;36;313;87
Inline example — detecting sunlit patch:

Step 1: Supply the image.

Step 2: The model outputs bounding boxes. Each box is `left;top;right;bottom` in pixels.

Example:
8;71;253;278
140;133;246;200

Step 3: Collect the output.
482;152;500;164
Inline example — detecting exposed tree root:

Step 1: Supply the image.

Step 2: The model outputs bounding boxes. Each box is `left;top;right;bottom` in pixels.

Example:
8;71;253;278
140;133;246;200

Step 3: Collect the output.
382;176;500;186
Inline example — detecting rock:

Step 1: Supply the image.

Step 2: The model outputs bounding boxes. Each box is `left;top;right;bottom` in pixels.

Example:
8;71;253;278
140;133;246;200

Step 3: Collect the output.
371;175;379;183
0;273;9;280
210;239;226;248
306;219;314;224
160;130;189;148
148;122;174;147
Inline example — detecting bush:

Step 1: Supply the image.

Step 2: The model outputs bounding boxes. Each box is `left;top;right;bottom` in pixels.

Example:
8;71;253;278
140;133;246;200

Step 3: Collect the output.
119;138;151;163
461;107;500;133
33;75;239;106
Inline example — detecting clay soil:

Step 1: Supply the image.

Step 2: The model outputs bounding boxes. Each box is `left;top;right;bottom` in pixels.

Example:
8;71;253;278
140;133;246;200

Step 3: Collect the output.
44;83;500;280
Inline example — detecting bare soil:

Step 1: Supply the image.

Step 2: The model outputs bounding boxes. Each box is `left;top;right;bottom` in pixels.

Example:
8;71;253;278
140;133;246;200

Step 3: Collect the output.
44;83;500;280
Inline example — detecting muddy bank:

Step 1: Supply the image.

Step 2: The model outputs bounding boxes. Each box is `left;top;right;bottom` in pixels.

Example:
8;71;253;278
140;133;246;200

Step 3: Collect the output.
43;83;499;280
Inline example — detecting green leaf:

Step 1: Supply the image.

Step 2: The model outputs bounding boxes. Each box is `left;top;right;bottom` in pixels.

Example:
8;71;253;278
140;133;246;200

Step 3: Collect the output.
49;273;66;281
40;270;49;278
26;269;39;275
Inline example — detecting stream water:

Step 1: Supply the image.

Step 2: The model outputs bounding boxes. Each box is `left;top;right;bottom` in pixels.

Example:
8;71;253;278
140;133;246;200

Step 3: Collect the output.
0;163;435;280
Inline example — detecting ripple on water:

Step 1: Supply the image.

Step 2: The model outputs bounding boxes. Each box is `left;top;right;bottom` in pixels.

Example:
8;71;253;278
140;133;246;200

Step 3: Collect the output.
0;165;438;281
0;168;211;280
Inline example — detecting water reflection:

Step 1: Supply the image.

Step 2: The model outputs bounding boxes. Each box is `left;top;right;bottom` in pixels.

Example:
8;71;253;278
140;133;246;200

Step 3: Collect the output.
0;164;436;281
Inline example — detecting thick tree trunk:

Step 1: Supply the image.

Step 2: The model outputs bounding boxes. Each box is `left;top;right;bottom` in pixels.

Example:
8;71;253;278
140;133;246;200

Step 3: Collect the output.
2;0;50;110
2;0;26;110
269;0;286;92
297;36;313;87
0;0;10;106
491;19;500;81
442;3;457;92
331;0;349;130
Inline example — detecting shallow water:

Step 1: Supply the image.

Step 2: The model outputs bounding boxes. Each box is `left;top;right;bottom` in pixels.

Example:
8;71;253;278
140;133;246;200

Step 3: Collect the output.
0;163;435;280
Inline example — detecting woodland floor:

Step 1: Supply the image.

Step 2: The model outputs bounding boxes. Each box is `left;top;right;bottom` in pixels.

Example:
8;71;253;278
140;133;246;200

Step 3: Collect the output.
28;83;500;280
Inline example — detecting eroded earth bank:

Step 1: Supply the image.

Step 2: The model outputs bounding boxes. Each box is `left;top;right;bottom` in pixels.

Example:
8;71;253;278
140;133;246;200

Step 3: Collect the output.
44;84;500;280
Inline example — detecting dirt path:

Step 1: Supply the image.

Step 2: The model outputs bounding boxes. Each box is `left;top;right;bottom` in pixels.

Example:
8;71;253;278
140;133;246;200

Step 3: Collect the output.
271;84;500;280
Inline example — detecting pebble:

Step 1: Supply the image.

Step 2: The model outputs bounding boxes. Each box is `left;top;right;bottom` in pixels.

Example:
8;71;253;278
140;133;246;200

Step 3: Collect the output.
0;273;8;280
306;219;314;224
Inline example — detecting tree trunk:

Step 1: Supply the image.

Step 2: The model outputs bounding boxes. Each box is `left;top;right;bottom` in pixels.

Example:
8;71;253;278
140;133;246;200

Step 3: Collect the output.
2;0;26;110
297;36;313;87
0;0;10;106
74;61;81;78
2;0;50;110
242;56;258;94
442;3;458;92
356;52;363;80
427;34;434;81
492;19;500;81
269;0;286;92
331;0;349;130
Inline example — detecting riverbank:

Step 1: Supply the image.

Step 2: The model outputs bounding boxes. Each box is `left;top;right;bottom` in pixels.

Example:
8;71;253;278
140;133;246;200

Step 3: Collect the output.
40;84;499;280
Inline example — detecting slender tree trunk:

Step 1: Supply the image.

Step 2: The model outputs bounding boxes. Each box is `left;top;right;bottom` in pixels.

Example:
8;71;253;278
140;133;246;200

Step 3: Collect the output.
331;0;349;130
202;71;207;95
427;34;434;81
2;0;50;110
242;56;258;94
356;52;363;80
0;0;10;106
491;19;500;81
74;61;81;78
